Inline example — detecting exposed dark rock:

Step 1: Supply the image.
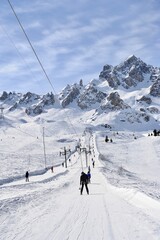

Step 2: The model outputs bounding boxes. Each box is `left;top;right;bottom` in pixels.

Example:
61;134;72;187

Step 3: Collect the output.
99;55;152;89
77;84;107;109
25;105;43;115
137;96;152;105
9;102;18;111
150;78;160;97
0;55;159;125
0;91;8;101
121;110;150;124
41;92;55;106
140;108;146;112
147;107;159;114
101;92;130;111
19;92;40;104
61;85;80;108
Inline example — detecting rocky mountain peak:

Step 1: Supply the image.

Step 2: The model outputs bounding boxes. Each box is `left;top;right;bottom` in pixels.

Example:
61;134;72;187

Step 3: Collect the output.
0;91;8;101
77;83;107;109
59;83;80;108
0;56;159;129
124;55;138;64
99;55;155;89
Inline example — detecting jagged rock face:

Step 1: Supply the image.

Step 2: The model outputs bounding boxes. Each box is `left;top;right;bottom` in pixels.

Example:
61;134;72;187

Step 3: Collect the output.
150;78;160;97
19;92;40;104
25;105;43;115
6;92;40;111
0;91;8;101
123;111;150;123
25;93;55;115
41;93;55;106
99;64;113;81
147;107;159;114
60;85;80;108
77;85;107;109
137;96;152;105
106;75;120;89
0;55;159;127
103;64;113;72
9;102;18;111
150;68;160;82
122;66;144;88
101;92;130;110
99;65;120;89
115;55;151;74
99;55;152;89
129;66;144;81
0;91;55;114
0;91;22;104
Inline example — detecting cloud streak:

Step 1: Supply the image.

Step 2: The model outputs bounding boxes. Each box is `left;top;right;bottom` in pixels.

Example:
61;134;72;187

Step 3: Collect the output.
0;0;160;94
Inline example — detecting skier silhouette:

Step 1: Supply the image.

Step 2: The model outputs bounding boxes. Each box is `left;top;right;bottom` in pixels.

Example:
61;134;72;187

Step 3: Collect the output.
25;171;29;182
92;160;95;168
80;172;89;195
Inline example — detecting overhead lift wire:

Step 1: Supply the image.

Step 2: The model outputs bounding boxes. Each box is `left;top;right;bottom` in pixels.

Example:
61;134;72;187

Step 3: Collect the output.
7;0;56;95
7;1;85;171
0;121;60;159
0;121;60;157
0;24;38;84
4;120;40;138
7;0;79;140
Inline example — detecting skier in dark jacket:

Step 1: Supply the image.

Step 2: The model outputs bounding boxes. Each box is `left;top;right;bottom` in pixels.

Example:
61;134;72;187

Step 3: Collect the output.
25;171;29;182
92;160;95;168
80;172;89;195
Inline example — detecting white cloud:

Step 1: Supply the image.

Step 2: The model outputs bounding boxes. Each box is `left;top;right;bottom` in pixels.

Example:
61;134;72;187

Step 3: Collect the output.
9;1;63;14
0;63;20;74
0;0;160;93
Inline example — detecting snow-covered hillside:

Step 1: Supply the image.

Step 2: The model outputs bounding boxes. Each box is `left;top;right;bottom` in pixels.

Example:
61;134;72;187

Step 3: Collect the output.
0;55;160;239
0;125;160;240
0;55;160;131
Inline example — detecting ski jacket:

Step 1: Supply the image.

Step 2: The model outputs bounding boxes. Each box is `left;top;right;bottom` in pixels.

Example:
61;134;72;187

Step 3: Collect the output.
80;172;88;184
87;173;91;179
25;171;29;178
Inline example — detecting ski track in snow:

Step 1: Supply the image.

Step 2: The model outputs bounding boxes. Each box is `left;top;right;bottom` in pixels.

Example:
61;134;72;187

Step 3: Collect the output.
0;132;160;239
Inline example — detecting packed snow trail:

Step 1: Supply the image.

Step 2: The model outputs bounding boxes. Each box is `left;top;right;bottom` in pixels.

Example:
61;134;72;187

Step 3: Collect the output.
0;134;160;239
0;161;116;240
1;162;160;240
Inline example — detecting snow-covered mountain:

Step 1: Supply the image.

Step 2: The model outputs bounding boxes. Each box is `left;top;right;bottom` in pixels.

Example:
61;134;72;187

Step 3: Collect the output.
0;55;160;131
0;56;160;240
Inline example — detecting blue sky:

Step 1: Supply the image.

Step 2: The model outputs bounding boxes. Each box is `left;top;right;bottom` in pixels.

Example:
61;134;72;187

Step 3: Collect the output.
0;0;160;94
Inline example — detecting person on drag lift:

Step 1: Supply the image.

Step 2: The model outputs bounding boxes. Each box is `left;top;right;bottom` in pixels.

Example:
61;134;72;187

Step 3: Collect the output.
87;171;91;183
80;172;89;195
25;171;29;182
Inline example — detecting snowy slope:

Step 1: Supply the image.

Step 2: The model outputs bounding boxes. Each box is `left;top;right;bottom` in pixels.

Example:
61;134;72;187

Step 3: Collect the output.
0;55;160;239
0;127;160;240
0;56;160;131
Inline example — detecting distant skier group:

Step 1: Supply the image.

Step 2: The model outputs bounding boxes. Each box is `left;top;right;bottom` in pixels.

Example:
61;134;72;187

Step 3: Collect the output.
24;154;95;195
